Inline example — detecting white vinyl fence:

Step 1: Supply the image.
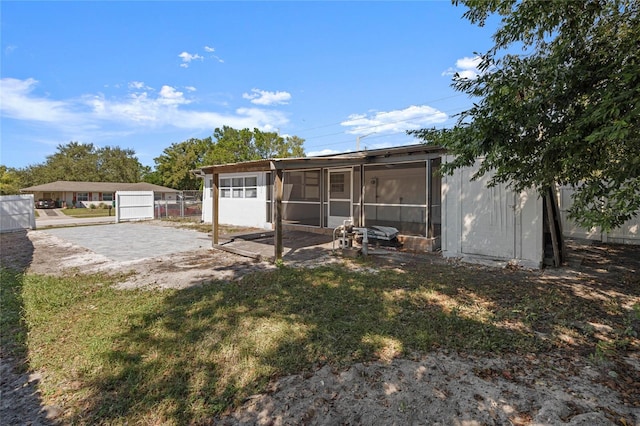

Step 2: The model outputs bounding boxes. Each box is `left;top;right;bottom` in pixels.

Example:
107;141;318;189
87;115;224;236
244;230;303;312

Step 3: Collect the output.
0;194;36;233
558;186;639;245
115;191;154;223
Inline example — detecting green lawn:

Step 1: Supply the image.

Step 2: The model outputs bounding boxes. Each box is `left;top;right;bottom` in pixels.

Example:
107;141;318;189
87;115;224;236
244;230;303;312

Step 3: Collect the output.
61;207;113;218
1;260;638;424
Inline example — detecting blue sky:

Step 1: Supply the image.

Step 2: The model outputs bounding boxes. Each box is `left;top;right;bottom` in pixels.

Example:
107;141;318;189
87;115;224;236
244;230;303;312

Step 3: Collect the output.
1;1;498;170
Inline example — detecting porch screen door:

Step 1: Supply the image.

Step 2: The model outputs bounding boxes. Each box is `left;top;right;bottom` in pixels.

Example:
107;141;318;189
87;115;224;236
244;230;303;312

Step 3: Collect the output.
327;169;352;228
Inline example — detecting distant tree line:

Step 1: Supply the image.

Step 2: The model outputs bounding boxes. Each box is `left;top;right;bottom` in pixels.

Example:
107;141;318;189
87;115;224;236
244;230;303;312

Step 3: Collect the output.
0;127;305;194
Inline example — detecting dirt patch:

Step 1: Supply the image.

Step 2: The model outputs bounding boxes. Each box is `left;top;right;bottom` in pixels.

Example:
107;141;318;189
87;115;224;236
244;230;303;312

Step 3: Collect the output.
1;224;639;425
220;352;639;426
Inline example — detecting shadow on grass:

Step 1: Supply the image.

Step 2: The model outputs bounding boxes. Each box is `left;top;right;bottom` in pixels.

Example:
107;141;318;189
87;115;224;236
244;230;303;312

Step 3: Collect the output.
0;231;54;424
71;264;559;424
1;230;35;360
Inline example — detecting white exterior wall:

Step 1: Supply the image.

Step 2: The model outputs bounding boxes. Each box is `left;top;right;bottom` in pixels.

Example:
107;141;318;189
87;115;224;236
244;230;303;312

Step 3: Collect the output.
441;156;544;268
0;194;36;233
558;185;639;245
202;172;271;229
115;191;154;223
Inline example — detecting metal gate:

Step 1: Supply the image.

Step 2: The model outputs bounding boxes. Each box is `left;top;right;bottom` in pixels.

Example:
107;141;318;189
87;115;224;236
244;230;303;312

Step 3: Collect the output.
154;190;203;219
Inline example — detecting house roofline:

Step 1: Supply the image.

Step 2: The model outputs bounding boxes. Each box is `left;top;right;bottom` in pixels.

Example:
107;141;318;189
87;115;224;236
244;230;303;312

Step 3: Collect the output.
198;144;445;174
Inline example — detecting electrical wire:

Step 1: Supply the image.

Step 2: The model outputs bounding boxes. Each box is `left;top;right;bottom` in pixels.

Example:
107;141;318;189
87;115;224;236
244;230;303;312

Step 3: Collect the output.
293;93;469;137
302;104;470;151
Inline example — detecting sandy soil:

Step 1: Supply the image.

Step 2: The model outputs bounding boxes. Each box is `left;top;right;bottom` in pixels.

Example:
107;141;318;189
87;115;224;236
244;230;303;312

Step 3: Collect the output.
1;224;639;425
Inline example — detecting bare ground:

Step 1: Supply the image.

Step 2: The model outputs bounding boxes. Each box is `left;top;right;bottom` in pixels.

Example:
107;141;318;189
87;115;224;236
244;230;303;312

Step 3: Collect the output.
1;223;639;425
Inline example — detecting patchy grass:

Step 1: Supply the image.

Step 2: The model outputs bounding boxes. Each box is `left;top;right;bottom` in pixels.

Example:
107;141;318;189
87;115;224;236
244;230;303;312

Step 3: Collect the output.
2;259;638;424
160;217;263;235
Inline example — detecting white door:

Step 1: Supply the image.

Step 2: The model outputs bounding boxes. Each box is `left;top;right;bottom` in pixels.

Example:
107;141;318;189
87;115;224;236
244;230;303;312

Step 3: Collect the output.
327;169;352;228
460;169;516;259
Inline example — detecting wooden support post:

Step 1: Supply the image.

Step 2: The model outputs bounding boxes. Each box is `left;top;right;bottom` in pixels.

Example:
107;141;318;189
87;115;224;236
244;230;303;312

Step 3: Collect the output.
545;187;562;267
212;172;219;246
359;166;365;227
274;168;284;261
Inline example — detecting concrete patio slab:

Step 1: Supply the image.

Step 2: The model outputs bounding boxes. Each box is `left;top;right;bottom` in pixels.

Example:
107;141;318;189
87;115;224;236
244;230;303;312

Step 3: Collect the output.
43;223;211;261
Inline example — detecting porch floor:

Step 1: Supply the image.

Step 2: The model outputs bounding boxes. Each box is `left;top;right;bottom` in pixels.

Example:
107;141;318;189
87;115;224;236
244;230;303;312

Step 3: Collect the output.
215;230;336;262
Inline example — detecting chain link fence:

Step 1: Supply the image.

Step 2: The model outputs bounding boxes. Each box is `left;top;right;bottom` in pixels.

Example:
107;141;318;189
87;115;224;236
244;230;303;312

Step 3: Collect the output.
154;190;203;219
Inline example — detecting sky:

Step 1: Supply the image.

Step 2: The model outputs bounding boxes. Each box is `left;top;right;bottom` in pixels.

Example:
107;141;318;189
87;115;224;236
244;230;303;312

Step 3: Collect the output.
0;1;499;170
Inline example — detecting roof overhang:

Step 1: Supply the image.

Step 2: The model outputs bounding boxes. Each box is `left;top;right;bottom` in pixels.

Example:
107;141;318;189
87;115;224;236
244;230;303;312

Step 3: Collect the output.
198;144;445;174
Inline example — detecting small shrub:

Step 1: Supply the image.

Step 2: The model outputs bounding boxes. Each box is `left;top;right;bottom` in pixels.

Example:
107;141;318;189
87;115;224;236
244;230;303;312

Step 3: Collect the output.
89;204;97;209
98;202;107;209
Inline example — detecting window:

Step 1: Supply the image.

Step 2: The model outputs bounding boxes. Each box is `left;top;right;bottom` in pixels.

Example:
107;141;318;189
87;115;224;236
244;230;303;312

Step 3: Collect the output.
330;173;345;194
102;192;114;202
76;192;89;201
220;176;257;198
284;170;320;202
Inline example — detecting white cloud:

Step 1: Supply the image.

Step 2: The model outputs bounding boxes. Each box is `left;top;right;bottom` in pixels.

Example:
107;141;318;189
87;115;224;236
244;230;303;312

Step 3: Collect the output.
340;105;447;135
0;77;290;136
158;85;189;105
204;45;224;63
128;81;153;91
185;86;197;92
178;51;204;68
442;56;482;80
242;88;292;106
0;78;78;123
178;47;224;67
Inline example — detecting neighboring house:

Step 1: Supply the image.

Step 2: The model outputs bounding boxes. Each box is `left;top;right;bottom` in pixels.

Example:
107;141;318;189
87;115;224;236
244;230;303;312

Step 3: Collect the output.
20;181;178;208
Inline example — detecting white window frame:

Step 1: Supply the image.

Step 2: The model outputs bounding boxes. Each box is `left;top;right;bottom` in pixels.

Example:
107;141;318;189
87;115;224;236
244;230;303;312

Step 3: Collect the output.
220;176;258;199
76;192;89;202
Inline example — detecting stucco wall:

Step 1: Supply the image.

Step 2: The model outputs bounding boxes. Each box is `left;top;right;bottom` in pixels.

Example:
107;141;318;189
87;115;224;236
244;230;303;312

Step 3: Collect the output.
202;172;271;229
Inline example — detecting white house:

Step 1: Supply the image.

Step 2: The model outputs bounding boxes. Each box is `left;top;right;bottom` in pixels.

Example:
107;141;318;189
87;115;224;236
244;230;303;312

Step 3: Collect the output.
202;171;272;230
198;144;554;267
198;144;638;267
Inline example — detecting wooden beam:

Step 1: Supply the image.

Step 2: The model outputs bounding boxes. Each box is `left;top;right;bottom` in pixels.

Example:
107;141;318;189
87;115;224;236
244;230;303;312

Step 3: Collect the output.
212;173;219;246
274;168;284;261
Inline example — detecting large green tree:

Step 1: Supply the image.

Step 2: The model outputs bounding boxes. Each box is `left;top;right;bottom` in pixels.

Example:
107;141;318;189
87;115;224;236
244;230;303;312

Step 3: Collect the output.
153;127;306;190
205;126;305;164
153;138;212;190
9;142;149;189
411;0;639;230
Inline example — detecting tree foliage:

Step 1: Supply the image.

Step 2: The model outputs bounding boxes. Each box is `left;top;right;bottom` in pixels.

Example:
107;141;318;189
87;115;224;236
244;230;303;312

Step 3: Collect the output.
153;138;213;190
152;127;305;190
9;142;149;190
411;0;640;230
0;166;22;195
